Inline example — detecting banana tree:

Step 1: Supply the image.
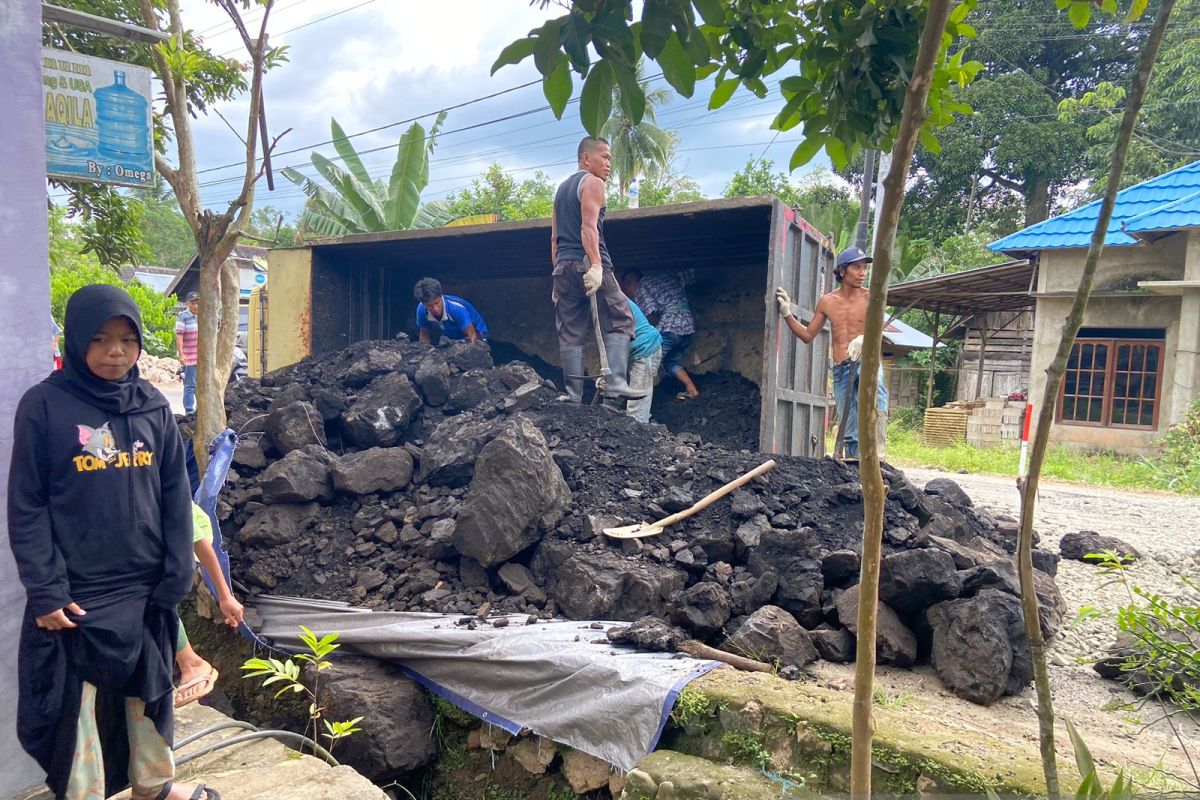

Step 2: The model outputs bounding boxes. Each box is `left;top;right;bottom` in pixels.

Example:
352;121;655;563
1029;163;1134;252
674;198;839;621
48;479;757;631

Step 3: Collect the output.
283;113;452;239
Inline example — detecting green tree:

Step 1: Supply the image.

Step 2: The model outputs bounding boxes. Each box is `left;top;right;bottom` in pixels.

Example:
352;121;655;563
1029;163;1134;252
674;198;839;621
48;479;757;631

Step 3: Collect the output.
284;115;452;239
1059;0;1200;193
445;164;556;221
603;61;675;198
48;207;177;358
900;0;1156;237
138;179;196;269
246;205;299;246
723;159;803;207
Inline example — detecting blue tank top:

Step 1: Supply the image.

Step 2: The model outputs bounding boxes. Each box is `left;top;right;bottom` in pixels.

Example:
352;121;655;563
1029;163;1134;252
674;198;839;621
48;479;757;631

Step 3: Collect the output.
554;170;611;266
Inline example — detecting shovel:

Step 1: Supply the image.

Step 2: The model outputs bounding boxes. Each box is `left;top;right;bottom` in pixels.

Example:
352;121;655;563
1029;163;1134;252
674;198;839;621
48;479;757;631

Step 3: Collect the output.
603;460;777;539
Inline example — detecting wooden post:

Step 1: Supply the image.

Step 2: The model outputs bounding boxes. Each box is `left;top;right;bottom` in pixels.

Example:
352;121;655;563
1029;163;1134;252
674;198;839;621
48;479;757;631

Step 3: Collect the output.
975;320;988;400
926;311;940;409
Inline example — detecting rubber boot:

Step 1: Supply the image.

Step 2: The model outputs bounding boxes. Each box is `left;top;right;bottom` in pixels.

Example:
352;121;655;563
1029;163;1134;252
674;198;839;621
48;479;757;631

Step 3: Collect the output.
601;332;640;410
559;345;586;403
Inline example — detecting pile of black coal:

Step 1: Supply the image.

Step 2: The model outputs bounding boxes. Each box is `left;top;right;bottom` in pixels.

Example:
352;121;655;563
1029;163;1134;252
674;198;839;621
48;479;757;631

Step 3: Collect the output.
215;337;1064;706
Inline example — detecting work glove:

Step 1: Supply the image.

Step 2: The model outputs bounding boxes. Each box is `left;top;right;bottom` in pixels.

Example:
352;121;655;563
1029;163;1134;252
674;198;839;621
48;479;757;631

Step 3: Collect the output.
775;287;792;318
583;263;604;296
848;334;864;362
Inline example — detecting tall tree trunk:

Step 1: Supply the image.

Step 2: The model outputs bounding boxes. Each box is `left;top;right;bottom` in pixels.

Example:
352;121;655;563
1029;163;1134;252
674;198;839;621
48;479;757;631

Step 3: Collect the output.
850;1;952;797
1025;174;1050;227
1015;1;1176;797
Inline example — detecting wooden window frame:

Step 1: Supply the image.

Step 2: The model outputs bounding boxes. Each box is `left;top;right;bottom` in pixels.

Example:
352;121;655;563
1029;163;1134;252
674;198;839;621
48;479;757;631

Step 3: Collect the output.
1056;337;1165;430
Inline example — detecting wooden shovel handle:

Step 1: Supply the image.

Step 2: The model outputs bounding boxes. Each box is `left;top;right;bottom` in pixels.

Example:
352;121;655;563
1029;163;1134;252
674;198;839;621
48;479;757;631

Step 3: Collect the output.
656;460;776;529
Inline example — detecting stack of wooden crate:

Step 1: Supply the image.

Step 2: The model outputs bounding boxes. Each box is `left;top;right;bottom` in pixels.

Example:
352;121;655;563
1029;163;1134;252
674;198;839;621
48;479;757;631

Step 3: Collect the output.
923;406;971;447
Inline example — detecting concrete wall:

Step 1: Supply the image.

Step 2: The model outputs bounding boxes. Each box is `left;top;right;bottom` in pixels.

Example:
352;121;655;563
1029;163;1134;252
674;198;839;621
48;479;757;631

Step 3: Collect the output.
1028;233;1194;453
0;0;54;793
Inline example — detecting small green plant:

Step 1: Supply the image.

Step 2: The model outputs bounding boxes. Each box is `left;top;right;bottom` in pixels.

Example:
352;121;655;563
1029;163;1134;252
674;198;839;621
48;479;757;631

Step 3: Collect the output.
872;686;917;709
669;687;711;729
241;626;363;757
1143;400;1200;493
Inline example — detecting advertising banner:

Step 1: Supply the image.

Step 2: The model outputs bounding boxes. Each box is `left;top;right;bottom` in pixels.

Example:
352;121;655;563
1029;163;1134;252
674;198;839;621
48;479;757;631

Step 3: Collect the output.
43;47;154;187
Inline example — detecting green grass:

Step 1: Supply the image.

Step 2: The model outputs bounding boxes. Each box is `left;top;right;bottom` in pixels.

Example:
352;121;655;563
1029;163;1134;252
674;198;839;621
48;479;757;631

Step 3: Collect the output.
886;424;1198;495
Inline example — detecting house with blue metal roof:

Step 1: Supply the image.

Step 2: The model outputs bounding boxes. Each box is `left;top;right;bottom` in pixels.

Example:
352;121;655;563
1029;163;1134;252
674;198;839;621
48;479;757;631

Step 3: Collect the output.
989;159;1200;452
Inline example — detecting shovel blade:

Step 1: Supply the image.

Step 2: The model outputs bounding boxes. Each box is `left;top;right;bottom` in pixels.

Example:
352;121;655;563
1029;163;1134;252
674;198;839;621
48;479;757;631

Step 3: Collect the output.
602;522;665;539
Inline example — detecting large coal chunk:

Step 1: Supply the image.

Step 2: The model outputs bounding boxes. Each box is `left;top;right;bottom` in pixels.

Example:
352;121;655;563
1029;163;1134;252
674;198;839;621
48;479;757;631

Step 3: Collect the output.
452;418;571;567
304;656;436;780
724;605;818;668
414;352;451;406
237;502;319;547
669;582;732;639
608;617;686;652
343;345;405;388
835;584;917;666
878;549;961;613
552;550;687;621
418;415;506;487
746;529;824;627
259;445;333;504
811;624;855;663
443;340;494;372
1060;530;1140;563
330;447;414;495
340;373;422;448
266;400;327;456
923;477;973;508
926;589;1032;705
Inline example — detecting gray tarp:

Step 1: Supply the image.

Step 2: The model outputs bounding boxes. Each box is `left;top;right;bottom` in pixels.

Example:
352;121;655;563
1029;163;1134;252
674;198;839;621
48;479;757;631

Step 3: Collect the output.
252;596;719;771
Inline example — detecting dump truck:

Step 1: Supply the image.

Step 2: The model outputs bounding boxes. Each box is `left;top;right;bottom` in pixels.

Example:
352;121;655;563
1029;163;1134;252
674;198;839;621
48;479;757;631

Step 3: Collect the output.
258;195;836;457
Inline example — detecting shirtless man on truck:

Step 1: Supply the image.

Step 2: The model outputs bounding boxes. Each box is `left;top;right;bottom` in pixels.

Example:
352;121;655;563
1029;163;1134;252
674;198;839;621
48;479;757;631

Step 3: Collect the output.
773;246;888;458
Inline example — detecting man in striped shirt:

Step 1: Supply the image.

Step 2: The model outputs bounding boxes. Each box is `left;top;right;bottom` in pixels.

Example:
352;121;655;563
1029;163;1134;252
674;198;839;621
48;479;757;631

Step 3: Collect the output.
175;291;199;414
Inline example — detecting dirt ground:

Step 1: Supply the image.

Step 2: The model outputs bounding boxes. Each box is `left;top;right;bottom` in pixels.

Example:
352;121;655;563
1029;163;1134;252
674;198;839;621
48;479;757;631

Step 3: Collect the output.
814;467;1200;793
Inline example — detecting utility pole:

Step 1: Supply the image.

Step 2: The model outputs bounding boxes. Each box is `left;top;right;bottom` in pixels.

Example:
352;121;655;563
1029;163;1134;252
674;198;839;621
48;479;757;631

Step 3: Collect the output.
855;149;877;250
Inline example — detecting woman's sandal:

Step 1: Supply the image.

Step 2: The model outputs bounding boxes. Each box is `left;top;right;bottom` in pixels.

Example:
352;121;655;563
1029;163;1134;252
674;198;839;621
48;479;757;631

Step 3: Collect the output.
151;783;222;800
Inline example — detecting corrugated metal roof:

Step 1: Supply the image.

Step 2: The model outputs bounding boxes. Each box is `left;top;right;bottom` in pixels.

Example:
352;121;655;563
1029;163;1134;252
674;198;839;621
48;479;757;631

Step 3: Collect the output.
883;318;938;350
989;159;1200;254
1122;189;1200;237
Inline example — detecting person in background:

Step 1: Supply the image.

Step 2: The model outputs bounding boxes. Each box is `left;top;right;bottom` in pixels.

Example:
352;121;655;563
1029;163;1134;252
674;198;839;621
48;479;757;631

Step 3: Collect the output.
52;316;63;370
620;269;700;400
775;246;888;458
623;299;664;423
173;501;243;708
9;284;218;800
174;291;200;414
413;277;488;344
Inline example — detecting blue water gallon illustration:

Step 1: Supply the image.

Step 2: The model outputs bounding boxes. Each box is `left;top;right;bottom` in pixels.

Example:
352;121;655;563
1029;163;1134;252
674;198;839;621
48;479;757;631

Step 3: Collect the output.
95;70;150;166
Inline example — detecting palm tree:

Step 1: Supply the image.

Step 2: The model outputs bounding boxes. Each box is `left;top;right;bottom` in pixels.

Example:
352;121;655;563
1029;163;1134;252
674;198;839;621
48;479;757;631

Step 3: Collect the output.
603;62;674;198
282;113;455;239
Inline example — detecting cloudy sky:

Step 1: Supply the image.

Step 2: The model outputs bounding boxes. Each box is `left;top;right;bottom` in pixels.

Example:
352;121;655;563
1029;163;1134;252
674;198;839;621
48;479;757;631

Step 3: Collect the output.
174;0;830;217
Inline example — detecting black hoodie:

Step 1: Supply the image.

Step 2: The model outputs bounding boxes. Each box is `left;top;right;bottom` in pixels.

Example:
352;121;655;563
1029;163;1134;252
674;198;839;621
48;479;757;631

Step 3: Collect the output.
8;284;192;797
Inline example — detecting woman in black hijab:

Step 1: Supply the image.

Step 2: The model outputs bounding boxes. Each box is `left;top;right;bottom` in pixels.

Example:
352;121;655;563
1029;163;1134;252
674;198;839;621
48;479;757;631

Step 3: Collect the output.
8;285;219;799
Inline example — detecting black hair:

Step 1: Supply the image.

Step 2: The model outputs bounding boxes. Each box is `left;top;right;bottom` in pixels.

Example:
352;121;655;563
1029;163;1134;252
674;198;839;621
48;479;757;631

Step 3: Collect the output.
578;136;610;160
413;277;443;303
620;269;643;284
834;263;847;284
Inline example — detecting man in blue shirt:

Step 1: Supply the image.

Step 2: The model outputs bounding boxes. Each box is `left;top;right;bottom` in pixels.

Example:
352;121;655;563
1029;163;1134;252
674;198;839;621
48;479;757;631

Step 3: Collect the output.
625;300;664;423
413;277;488;344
